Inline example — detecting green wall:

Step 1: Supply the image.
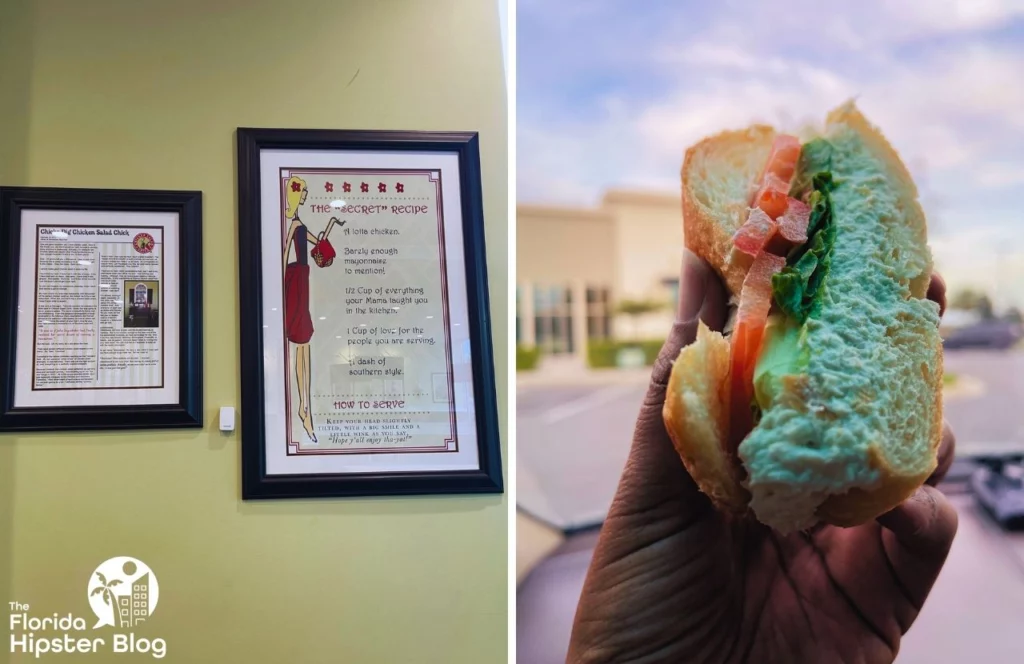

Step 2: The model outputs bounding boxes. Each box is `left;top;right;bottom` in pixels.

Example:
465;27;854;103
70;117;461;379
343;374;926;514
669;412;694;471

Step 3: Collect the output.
0;1;508;662
0;0;32;185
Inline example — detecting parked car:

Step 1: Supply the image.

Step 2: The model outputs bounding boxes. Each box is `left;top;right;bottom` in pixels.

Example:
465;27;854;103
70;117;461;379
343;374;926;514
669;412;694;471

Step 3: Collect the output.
942;321;1023;350
971;457;1024;530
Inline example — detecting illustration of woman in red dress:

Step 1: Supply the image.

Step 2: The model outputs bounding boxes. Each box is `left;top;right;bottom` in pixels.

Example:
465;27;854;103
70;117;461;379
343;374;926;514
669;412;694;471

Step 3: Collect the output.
283;176;338;443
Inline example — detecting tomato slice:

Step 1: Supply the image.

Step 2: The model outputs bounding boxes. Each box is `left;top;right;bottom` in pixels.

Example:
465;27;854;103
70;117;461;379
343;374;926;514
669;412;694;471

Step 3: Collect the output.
752;134;801;219
765;197;810;256
728;252;787;453
733;207;777;257
726;134;804;453
753;173;790;219
776;197;810;243
761;134;801;183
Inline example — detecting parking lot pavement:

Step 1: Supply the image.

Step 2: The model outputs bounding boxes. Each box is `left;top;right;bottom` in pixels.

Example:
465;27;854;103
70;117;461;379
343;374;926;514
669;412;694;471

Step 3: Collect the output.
944;349;1024;448
518;349;1024;663
517;349;1024;526
517;494;1024;664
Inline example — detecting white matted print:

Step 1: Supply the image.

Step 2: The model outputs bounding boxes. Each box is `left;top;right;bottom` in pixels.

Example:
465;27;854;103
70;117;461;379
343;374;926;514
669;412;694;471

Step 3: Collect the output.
258;150;479;476
13;209;180;408
0;187;203;432
258;150;480;476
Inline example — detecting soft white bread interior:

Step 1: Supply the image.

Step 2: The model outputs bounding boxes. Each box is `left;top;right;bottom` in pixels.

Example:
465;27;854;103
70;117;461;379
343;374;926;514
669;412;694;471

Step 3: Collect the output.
665;101;943;532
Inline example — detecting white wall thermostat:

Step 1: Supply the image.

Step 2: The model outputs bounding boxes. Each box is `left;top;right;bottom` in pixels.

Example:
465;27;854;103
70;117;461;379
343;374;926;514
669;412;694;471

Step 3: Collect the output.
219;406;236;432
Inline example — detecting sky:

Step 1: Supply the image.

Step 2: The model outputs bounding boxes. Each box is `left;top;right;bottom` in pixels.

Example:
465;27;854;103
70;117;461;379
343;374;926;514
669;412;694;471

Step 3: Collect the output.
517;0;1024;309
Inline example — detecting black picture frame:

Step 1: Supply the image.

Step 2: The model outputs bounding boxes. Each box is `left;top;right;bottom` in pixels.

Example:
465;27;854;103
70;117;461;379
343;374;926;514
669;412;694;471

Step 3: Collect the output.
236;128;503;499
0;187;204;431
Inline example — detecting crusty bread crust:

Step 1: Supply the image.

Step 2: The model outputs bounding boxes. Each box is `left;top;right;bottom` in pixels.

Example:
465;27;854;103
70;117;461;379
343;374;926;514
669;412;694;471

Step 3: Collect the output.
666;101;943;530
826;101;932;299
663;322;749;514
681;125;776;296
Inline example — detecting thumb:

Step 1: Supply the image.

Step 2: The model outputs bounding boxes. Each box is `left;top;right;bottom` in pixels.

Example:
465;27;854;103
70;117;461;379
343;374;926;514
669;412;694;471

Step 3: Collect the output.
876;485;958;607
613;251;728;506
646;250;729;401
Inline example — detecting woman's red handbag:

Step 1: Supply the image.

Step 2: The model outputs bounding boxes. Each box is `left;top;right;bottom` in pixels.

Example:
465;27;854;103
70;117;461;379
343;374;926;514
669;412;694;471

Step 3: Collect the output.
312;234;336;267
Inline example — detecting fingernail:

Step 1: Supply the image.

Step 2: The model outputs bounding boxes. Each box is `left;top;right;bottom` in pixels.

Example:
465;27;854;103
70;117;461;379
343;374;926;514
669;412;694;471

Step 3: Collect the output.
678;251;707;322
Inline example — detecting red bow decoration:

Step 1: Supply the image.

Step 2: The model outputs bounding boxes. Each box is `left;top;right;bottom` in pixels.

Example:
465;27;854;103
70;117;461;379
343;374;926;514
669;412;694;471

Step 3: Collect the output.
291;181;302;192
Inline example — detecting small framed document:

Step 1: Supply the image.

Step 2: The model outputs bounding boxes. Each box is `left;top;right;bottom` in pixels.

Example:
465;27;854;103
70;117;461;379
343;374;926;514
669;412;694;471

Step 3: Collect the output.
0;187;203;431
236;128;503;499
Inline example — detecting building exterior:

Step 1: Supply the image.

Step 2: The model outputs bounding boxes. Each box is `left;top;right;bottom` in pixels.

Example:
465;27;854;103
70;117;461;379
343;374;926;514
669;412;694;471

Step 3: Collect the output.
517;188;684;363
131;573;150;625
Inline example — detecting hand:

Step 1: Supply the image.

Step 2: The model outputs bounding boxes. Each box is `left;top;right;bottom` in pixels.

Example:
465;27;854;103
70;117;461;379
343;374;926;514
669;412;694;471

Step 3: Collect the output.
566;251;957;664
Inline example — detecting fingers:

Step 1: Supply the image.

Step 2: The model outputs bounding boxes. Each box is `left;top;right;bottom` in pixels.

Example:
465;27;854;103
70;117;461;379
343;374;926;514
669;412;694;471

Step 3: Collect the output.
926;273;951;485
925;273;950;481
611;251;728;512
925;421;956;487
876;485;958;618
864;272;955;610
877;484;957;570
927;272;946;317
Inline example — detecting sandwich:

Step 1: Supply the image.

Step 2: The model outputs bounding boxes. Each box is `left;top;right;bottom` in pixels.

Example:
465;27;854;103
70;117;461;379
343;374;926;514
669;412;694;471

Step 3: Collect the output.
663;101;943;533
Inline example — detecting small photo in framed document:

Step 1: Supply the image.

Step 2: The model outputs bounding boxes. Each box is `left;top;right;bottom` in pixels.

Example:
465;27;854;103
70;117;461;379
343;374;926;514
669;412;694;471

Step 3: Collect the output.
0;187;203;432
236;129;503;499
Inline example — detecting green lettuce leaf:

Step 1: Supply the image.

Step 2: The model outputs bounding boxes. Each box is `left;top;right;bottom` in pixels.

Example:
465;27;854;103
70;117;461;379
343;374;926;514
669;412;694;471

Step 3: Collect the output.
788;139;834;200
771;140;837;323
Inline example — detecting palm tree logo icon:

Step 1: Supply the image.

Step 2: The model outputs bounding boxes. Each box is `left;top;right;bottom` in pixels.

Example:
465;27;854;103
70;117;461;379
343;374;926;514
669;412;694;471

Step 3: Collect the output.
86;557;160;629
90;572;123;609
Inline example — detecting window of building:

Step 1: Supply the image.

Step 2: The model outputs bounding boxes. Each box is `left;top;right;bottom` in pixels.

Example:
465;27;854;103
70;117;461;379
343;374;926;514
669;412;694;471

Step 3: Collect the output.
533;286;574;354
586;287;612;340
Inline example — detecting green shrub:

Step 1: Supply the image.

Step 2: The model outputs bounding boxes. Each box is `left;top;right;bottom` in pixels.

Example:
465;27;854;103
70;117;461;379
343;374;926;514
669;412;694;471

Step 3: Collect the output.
586;340;618;368
516;345;541;371
587;339;665;368
638;340;664;364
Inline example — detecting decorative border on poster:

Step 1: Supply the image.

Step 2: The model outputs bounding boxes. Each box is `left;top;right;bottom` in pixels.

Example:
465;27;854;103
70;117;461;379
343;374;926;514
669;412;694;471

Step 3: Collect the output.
277;168;458;456
30;224;167;392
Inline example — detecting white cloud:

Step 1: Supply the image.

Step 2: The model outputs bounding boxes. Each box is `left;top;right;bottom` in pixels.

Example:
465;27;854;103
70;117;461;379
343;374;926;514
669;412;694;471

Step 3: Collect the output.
704;0;1024;52
634;52;855;152
974;164;1024;188
517;1;1024;303
521;37;1024;197
659;42;777;73
886;0;1024;36
932;226;1024;310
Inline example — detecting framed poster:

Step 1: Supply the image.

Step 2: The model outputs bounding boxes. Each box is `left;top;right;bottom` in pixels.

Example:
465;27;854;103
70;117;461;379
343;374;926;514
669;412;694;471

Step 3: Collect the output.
236;128;503;499
0;187;203;431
